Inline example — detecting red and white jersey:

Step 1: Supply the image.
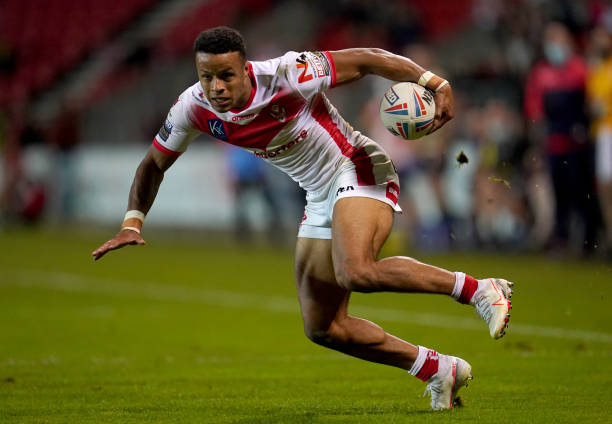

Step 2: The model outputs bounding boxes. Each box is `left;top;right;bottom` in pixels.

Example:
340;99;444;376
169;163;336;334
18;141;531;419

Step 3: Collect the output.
153;51;395;192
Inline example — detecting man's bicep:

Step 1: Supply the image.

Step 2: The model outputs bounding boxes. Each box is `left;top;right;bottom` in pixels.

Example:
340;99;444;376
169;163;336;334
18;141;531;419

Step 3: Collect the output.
329;48;397;86
149;145;178;172
329;49;369;86
152;89;201;156
330;48;424;87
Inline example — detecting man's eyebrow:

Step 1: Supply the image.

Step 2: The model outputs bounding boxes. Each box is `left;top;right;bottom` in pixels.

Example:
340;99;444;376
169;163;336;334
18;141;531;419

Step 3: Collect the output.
200;67;233;75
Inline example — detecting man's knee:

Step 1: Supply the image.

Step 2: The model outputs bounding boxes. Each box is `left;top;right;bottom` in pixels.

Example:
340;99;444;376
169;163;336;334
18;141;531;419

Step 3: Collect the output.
304;317;385;348
303;318;353;347
304;326;334;347
334;262;378;292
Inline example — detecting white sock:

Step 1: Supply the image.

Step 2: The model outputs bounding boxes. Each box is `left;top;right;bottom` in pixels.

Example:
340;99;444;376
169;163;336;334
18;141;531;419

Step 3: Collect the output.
450;272;466;300
408;345;428;376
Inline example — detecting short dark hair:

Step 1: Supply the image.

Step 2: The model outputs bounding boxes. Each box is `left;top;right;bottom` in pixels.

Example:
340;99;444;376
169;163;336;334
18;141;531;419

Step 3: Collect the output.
193;26;246;60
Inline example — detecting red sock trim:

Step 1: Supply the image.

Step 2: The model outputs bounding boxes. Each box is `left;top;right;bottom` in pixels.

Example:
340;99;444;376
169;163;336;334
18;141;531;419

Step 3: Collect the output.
458;275;478;304
415;349;439;382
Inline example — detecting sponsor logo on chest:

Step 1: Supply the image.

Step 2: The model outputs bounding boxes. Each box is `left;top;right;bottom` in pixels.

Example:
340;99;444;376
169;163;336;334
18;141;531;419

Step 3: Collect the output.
231;113;256;122
254;129;307;159
207;119;228;141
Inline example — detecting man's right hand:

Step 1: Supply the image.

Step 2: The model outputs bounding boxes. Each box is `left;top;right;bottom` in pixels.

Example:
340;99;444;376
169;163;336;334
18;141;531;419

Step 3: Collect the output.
92;230;145;261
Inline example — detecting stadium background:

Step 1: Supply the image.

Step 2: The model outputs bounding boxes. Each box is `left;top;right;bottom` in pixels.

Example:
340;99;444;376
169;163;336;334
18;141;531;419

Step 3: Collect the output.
1;1;611;423
0;0;610;255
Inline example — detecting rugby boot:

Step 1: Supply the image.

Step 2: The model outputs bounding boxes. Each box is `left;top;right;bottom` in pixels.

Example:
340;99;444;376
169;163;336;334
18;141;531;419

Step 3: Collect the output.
471;278;513;339
423;354;473;410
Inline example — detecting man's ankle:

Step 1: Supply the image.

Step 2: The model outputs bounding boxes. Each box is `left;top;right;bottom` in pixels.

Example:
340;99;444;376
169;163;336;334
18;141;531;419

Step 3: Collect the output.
450;272;478;304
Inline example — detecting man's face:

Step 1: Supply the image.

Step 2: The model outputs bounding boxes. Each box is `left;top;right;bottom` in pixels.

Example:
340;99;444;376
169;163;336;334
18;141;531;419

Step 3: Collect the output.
543;23;573;66
195;51;251;113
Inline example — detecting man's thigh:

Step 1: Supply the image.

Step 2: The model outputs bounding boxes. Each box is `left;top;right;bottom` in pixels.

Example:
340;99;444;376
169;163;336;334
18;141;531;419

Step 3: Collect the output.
332;197;394;268
295;237;349;329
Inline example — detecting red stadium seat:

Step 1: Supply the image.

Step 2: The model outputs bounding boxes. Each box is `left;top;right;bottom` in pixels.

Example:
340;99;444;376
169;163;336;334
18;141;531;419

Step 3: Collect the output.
0;0;157;107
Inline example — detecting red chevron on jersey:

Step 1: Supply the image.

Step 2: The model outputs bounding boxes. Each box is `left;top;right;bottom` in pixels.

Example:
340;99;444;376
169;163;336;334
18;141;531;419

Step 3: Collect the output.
189;89;306;150
152;51;397;193
311;95;375;186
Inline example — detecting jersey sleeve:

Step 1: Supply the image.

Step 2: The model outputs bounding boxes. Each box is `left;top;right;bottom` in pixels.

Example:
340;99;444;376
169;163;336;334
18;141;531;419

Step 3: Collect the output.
153;90;200;156
281;51;337;100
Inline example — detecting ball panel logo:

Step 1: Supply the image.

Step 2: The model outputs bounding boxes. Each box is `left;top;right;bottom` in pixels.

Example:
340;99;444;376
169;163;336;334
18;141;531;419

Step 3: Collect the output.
384;103;409;115
421;88;434;106
384;87;399;105
412;88;427;117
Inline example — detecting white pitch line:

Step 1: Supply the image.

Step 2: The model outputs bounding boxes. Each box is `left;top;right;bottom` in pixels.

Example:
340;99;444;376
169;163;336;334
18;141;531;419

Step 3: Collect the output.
3;269;612;344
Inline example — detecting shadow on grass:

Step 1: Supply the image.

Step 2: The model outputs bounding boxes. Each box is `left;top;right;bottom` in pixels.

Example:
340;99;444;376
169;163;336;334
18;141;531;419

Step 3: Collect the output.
228;404;451;424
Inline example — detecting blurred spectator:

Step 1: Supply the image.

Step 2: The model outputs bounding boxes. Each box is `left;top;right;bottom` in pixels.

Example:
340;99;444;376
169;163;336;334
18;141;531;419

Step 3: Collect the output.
3;0;612;258
477;100;528;247
587;21;612;255
448;101;527;249
47;101;82;221
523;147;555;249
225;145;282;243
442;107;480;248
524;21;599;254
0;112;48;224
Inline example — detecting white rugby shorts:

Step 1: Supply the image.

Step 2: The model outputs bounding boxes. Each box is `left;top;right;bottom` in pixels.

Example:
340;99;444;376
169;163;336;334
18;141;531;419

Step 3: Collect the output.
297;161;402;239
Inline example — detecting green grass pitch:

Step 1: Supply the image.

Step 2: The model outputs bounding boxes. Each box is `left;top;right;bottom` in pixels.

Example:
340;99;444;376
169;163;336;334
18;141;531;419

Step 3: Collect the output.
1;229;611;423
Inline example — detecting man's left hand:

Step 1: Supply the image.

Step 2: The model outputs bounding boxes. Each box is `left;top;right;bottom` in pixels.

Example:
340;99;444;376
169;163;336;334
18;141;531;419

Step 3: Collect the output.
430;84;454;133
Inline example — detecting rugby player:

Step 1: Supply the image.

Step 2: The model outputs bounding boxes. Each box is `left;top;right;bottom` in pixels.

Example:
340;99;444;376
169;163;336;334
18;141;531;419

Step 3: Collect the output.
92;26;513;410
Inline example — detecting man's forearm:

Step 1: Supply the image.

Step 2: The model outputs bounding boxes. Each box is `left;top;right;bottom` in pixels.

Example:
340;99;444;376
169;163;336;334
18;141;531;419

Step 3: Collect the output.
127;154;164;214
359;48;426;83
92;150;166;260
331;48;446;90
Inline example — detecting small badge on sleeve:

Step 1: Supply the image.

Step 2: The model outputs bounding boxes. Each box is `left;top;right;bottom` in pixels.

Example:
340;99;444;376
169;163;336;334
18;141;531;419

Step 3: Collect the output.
158;119;173;141
311;52;330;77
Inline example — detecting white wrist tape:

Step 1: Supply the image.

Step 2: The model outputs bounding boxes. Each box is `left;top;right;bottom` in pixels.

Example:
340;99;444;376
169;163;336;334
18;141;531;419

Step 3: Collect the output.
418;71;435;87
436;80;449;91
121;226;141;234
418;71;449;92
124;210;145;222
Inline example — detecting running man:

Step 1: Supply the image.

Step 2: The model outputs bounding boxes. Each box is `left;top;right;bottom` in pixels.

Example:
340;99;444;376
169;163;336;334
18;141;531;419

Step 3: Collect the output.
92;27;513;410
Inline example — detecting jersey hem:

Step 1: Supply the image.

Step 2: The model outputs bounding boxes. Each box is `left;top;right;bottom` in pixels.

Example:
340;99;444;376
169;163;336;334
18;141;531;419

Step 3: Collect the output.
153;138;181;156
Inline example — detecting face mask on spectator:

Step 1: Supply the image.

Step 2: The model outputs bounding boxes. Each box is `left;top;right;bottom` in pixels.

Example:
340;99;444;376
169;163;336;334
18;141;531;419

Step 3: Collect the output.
544;42;570;66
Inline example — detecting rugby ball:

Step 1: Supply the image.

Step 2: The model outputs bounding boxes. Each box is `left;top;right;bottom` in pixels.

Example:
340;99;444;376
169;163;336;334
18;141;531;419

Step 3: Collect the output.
379;82;436;140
